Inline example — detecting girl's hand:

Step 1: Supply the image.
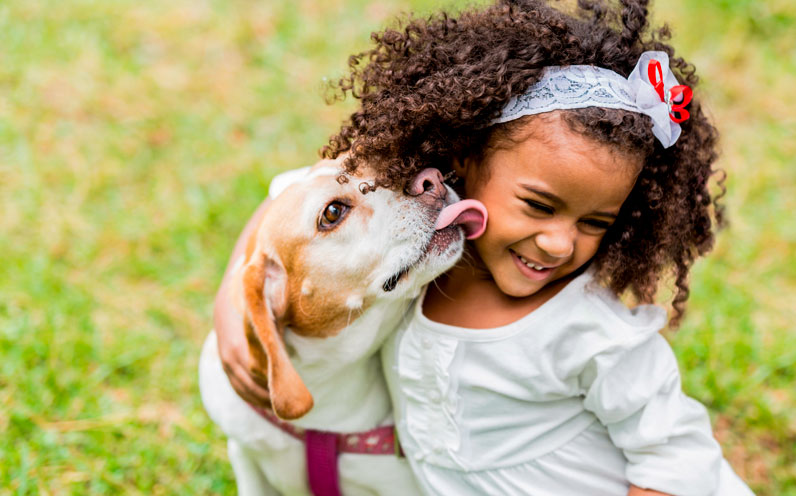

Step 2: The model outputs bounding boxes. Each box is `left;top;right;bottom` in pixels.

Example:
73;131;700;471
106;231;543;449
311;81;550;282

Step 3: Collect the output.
628;485;672;496
212;198;272;407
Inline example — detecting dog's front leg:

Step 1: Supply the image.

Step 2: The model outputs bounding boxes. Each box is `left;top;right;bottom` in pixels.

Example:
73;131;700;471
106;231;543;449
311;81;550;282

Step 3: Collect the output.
227;439;281;496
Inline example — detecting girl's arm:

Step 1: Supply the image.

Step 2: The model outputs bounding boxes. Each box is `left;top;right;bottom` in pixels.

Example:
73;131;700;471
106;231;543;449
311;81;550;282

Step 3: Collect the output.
213;164;314;406
213;197;272;407
582;332;723;495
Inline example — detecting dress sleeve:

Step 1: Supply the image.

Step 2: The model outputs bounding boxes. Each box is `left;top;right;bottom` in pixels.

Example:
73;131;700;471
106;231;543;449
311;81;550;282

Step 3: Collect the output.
581;333;722;496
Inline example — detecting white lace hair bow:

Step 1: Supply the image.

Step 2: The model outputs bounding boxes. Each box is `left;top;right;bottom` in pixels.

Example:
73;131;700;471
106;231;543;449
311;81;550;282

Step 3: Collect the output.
492;51;693;148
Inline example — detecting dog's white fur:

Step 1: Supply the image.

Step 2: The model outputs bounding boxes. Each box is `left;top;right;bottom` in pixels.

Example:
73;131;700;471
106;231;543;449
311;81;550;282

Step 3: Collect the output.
199;158;463;495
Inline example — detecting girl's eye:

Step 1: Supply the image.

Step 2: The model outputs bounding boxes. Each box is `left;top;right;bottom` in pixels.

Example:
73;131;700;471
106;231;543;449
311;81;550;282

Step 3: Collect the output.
319;201;349;230
579;218;612;234
524;200;554;214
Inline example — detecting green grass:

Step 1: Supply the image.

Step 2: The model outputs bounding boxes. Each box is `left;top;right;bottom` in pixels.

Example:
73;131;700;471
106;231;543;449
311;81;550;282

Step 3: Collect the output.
1;0;793;494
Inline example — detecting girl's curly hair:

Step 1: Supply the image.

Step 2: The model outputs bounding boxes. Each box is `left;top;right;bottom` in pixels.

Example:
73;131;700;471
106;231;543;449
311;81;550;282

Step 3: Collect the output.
322;0;725;326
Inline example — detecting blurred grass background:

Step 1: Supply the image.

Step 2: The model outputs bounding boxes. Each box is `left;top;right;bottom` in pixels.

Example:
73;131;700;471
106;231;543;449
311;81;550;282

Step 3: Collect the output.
0;0;793;493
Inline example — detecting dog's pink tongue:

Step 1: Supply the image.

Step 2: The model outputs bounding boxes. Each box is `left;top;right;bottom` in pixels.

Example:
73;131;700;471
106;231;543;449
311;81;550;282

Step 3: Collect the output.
435;199;488;239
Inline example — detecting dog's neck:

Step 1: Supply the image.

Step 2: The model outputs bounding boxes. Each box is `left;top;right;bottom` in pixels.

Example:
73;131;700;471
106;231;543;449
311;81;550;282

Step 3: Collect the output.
282;297;413;432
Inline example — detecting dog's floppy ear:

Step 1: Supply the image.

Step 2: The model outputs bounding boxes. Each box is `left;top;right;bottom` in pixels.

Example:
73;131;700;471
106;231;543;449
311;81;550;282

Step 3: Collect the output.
242;253;313;420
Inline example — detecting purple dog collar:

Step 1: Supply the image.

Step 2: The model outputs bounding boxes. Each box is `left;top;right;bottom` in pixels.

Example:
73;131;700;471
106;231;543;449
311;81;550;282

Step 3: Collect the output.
250;404;403;496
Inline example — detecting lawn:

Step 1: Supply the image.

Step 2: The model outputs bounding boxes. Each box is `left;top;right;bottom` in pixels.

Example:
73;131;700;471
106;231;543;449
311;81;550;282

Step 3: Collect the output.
0;0;793;494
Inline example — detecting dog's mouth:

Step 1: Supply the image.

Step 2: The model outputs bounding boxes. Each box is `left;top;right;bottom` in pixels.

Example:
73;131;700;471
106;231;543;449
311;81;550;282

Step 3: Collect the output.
382;200;488;292
380;237;437;293
382;266;410;292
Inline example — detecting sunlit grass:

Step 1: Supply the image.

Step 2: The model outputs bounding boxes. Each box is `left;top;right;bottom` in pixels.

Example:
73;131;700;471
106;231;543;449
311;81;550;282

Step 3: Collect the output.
660;1;796;491
0;0;793;494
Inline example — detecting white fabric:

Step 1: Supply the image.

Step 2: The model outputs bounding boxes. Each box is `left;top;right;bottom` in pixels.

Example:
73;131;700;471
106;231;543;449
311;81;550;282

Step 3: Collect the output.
382;271;755;496
493;51;684;148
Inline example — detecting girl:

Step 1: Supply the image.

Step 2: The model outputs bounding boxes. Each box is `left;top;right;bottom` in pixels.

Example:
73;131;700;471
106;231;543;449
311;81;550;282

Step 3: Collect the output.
215;0;753;494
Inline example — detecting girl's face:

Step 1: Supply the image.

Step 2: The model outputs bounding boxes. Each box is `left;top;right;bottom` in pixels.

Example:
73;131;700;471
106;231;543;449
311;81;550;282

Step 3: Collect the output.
456;113;640;299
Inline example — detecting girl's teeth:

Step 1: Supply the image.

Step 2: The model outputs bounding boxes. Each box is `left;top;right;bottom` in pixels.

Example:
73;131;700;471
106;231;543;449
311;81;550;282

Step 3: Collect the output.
518;254;545;271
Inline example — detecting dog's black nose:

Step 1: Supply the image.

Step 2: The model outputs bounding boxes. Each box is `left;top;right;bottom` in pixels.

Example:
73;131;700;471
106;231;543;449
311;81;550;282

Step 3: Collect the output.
406;168;447;204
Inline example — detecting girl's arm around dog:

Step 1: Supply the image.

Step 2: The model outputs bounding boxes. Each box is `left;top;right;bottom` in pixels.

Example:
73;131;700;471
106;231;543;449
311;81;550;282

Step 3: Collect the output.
213;197;272;407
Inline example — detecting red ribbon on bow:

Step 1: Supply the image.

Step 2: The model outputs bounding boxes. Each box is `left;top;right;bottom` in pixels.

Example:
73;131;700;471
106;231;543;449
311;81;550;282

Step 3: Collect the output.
648;59;693;123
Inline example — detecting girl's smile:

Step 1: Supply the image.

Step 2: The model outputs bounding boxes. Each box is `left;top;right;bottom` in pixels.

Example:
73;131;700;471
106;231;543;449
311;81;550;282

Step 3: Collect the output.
452;113;641;303
510;249;559;281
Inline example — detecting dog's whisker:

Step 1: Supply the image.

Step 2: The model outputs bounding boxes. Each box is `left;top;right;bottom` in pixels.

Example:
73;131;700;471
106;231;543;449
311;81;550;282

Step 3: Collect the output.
431;277;455;302
460;250;477;269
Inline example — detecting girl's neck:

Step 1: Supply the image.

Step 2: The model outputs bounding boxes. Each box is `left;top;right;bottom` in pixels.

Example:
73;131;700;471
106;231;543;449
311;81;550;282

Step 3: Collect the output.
422;245;575;328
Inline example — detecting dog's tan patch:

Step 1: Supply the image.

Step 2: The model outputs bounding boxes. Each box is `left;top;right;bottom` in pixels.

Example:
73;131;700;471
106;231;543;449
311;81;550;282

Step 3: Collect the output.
236;158;465;420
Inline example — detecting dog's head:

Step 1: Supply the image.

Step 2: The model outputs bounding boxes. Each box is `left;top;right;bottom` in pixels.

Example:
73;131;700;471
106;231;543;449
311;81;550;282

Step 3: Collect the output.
239;158;486;419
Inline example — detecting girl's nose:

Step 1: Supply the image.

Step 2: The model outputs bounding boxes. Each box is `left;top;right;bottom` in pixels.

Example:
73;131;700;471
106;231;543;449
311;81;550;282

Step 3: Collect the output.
535;225;576;259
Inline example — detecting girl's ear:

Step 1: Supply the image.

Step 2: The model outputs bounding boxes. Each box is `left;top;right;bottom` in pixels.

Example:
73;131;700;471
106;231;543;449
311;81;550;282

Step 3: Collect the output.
451;156;468;178
452;156;483;188
449;157;474;198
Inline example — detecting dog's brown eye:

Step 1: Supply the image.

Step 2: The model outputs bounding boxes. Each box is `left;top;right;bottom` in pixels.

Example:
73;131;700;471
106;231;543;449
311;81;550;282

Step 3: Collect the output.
319;201;349;230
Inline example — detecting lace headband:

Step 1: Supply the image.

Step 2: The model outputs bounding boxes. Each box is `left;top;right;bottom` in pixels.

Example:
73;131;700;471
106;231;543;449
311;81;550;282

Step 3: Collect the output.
492;51;693;148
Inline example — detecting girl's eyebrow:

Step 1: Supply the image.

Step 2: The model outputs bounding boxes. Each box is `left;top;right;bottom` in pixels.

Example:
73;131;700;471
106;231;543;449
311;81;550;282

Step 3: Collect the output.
520;184;563;205
520;184;619;219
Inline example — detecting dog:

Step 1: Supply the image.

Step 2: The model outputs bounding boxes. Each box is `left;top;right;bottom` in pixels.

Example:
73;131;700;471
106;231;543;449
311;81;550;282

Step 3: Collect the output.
199;156;487;495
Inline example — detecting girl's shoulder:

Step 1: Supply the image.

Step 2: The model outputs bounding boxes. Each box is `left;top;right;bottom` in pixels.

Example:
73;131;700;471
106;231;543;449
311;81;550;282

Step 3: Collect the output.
525;272;670;381
578;272;668;337
550;270;669;356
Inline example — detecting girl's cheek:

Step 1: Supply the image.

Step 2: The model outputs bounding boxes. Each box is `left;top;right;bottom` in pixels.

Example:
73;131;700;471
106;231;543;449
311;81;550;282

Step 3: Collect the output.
580;237;604;262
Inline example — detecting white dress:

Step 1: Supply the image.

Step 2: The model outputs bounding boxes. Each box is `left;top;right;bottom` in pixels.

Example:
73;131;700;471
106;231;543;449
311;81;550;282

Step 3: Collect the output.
381;271;754;496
